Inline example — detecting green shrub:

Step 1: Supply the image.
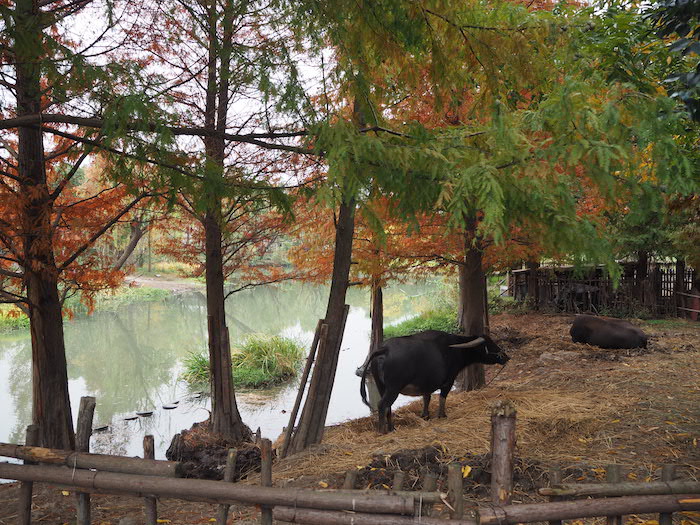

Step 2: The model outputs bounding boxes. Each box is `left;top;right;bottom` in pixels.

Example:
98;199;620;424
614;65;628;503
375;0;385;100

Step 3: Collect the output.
182;335;305;388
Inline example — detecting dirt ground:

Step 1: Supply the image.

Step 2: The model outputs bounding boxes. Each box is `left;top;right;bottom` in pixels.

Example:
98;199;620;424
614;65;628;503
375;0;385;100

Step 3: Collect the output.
1;312;698;524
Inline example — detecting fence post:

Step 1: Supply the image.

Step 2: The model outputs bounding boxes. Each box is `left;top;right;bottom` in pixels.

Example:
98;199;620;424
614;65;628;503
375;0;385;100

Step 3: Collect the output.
491;400;517;505
216;448;237;525
659;464;676;525
548;466;563;525
606;464;623;525
143;435;157;525
17;424;39;525
393;471;405;491
260;438;272;525
342;469;358;489
420;469;437;518
75;396;96;525
447;463;464;519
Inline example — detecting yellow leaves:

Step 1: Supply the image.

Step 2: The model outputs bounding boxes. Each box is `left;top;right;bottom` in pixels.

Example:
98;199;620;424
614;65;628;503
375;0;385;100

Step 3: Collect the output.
156;520;171;524
318;481;328;488
61;490;70;496
462;465;472;478
627;472;638;480
611;419;620;423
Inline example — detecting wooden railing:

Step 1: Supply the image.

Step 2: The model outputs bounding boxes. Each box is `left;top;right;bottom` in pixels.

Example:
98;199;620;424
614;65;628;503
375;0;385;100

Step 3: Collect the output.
1;397;698;524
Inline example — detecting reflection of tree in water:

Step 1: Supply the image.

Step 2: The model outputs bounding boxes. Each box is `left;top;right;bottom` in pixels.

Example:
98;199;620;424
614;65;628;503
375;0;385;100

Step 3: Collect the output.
6;338;32;444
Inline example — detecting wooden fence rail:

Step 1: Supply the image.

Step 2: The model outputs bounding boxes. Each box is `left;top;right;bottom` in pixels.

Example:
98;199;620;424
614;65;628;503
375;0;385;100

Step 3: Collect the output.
2;398;699;524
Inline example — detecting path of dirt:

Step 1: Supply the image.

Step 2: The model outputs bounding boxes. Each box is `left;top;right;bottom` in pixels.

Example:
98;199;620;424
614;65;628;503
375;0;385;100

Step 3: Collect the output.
125;274;203;292
1;312;698;524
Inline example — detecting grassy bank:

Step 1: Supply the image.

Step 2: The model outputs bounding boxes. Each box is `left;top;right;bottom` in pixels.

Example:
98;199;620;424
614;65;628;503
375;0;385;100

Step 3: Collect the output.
0;286;171;333
183;335;305;388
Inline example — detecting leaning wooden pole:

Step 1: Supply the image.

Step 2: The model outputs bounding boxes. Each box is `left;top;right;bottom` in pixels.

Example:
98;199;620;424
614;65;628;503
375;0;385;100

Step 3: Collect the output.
273;506;477;525
260;438;273;525
477;494;700;524
280;320;326;458
17;425;39;525
75;396;96;525
539;479;700;498
491;400;517;505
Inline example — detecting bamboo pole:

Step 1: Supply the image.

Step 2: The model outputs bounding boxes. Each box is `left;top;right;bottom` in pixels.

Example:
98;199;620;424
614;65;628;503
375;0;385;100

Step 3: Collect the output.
143;436;157;525
421;469;438;517
18;425;39;525
260;438;272;525
606;465;623;525
0;443;182;477
75;396;96;525
491;400;516;505
273;506;477;525
280;320;324;459
547;466;562;525
0;462;416;515
539;479;700;498
393;471;405;491
216;449;237;525
316;488;443;503
478;494;700;524
659;465;676;525
448;463;464;519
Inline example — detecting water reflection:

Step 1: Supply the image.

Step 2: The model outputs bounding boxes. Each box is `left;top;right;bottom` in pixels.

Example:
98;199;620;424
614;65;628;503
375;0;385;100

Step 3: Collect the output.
0;281;439;458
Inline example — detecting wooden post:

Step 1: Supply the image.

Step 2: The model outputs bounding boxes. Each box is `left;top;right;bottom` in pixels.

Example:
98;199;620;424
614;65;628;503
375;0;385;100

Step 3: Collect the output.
216;449;237;525
659;464;676;525
606;464;623;525
342;470;358;489
491;400;517;505
421;469;438;518
393;471;405;491
448;463;464;519
18;425;39;525
548;466;563;525
281;320;325;458
260;438;272;525
75;396;96;525
144;435;157;525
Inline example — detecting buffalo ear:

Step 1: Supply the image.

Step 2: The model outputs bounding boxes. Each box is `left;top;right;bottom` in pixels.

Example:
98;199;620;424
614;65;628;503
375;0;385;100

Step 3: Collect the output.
449;337;485;349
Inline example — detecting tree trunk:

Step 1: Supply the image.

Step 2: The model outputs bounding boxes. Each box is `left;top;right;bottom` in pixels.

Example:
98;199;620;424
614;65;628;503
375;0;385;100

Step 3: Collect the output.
113;220;146;271
16;0;75;450
364;278;383;411
290;198;356;453
200;0;249;442
456;222;487;391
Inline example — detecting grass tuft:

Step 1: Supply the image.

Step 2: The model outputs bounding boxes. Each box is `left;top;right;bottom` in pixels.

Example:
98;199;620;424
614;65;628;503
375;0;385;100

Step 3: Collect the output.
384;307;459;338
182;335;305;388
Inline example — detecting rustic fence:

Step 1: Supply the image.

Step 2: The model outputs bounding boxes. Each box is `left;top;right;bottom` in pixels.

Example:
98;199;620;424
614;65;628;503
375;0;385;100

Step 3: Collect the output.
1;397;699;524
509;261;699;319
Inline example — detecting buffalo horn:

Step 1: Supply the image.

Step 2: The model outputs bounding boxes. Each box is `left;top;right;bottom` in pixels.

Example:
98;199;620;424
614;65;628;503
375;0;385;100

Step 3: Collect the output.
449;337;485;349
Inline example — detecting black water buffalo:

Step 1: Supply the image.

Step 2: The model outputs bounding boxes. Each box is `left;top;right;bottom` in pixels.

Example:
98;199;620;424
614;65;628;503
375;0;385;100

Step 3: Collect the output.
360;330;510;433
570;314;648;349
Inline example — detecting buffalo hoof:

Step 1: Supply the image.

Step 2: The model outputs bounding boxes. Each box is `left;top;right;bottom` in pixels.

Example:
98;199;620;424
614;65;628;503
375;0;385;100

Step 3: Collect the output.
421;413;431;420
437;412;447;419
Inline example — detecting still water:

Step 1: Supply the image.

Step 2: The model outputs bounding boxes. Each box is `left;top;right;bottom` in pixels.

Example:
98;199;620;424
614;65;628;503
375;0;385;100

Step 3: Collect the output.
0;281;439;459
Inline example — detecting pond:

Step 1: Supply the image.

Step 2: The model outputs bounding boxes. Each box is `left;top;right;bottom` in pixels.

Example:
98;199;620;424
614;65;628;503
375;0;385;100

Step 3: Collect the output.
0;280;441;460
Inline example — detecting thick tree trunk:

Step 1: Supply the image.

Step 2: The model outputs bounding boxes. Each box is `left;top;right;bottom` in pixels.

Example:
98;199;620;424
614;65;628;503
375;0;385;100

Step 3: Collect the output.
200;0;249;442
290;198;356;453
456;223;487;391
16;0;74;450
364;278;383;411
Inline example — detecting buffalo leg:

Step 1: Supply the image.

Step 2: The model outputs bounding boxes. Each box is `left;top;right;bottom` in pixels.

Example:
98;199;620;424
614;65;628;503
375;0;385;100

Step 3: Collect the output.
378;389;400;433
421;394;431;419
437;395;448;418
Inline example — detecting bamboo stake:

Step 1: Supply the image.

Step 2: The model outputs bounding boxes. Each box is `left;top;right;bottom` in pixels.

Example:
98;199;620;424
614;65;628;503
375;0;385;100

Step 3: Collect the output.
448;463;464;519
75;396;96;525
260;438;272;525
491;400;516;505
539;479;700;498
216;449;237;525
659;465;676;525
0;462;417;515
478;494;700;524
342;469;358;489
143;435;157;525
273;506;477;525
547;466;562;525
606;464;623;525
18;425;39;525
0;443;182;477
421;469;438;517
280;319;324;459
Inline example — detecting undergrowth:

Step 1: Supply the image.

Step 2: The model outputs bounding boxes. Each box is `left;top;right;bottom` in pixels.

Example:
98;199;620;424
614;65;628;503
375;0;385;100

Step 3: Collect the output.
182;335;305;388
